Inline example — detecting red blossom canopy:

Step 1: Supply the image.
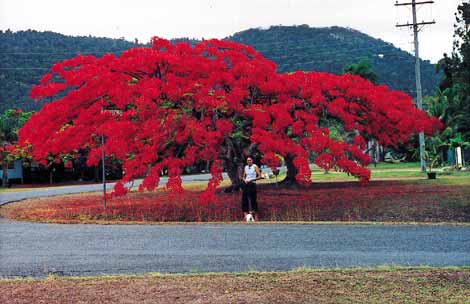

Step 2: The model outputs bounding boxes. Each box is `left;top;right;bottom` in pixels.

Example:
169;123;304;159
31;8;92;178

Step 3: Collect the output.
19;37;441;198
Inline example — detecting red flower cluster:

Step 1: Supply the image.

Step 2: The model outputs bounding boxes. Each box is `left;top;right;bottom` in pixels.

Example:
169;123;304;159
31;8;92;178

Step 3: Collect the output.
199;160;224;203
20;38;441;198
0;143;29;163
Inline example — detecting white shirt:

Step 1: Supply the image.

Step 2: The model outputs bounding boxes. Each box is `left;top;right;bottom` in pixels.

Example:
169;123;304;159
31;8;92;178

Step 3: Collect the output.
244;165;258;182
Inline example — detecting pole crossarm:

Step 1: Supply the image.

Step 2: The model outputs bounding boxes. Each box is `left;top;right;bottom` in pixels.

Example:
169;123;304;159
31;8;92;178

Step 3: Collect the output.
395;1;434;6
396;21;436;27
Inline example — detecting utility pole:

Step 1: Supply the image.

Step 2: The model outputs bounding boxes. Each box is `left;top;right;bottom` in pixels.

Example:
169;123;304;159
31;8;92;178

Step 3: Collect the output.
101;133;106;209
100;105;107;210
395;0;435;171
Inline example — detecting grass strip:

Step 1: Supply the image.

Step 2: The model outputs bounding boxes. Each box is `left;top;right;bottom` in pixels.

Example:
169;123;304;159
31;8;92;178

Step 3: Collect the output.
2;266;469;304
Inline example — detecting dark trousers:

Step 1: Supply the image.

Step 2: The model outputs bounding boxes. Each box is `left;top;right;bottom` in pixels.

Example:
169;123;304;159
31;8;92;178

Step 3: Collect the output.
241;182;257;212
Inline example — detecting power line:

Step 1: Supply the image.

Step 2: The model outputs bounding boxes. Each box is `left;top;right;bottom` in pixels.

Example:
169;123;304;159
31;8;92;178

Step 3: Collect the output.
0;50;130;55
0;42;419;66
0;67;49;70
0;35;349;55
0;51;419;71
0;51;421;70
0;34;408;57
0;34;426;68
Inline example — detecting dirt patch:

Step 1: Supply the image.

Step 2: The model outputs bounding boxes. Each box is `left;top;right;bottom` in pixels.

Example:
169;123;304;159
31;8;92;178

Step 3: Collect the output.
1;268;469;304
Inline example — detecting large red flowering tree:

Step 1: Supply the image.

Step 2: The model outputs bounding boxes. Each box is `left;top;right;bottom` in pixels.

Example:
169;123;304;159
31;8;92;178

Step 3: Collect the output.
19;38;440;199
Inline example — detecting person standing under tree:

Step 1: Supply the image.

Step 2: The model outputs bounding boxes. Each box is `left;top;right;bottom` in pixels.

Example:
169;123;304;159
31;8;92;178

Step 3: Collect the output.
241;156;262;221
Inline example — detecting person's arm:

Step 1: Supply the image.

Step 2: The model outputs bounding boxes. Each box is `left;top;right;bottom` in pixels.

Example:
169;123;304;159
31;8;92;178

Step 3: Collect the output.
255;165;262;180
241;167;246;183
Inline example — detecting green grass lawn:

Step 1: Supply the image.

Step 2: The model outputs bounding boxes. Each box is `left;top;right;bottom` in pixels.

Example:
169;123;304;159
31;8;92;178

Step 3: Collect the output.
367;161;421;170
309;169;426;181
0;187;35;193
306;161;421;172
288;162;468;182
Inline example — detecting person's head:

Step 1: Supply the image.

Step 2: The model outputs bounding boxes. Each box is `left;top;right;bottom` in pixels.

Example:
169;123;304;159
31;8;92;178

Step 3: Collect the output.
246;157;253;165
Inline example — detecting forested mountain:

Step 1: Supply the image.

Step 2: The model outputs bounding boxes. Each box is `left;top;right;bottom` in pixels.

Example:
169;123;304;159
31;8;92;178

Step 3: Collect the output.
0;26;441;112
0;30;137;112
227;25;441;97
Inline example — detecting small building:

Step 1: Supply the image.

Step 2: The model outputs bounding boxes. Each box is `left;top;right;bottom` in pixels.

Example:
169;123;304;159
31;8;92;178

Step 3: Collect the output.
0;160;23;182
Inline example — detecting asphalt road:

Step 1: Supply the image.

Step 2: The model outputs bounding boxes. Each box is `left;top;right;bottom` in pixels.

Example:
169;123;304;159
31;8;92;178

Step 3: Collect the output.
1;218;469;278
0;167;281;205
0;172;227;205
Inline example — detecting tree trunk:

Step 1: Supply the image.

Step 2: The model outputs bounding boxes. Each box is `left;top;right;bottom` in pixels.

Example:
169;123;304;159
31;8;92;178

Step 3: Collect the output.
94;165;99;182
224;159;243;192
222;137;246;193
280;154;300;187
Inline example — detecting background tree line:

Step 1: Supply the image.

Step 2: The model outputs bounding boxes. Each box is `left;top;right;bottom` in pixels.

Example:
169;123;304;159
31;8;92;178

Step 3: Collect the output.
422;2;470;168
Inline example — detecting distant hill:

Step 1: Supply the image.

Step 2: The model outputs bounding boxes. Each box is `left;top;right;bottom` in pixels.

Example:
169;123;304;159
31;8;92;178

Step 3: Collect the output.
226;25;441;97
0;26;442;112
0;30;137;112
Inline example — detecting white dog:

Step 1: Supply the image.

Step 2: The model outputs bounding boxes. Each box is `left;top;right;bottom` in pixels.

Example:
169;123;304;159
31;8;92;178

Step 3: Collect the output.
245;213;254;222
